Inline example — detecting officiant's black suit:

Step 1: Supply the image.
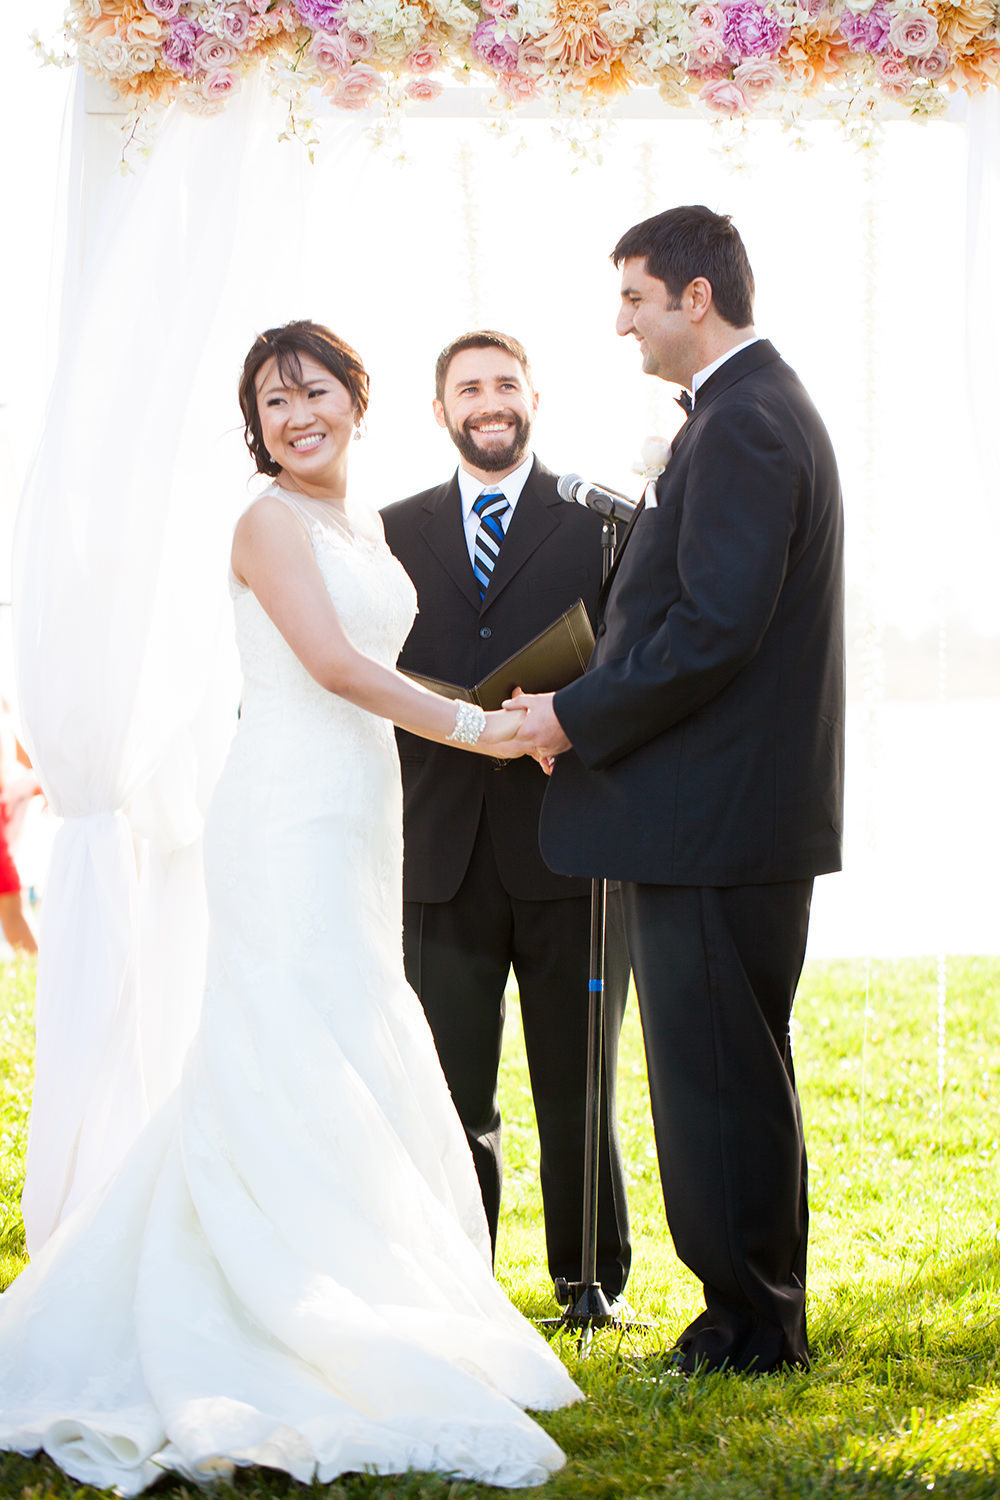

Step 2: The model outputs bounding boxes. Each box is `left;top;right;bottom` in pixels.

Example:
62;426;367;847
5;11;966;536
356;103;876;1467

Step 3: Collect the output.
381;459;631;1298
541;341;845;1369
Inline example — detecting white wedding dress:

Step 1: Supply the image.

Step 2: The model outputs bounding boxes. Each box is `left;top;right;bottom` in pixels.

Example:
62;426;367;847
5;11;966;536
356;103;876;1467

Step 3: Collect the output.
0;487;580;1494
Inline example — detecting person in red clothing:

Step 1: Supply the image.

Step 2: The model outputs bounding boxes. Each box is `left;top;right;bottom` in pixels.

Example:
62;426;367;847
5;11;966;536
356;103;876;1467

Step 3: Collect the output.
0;698;39;955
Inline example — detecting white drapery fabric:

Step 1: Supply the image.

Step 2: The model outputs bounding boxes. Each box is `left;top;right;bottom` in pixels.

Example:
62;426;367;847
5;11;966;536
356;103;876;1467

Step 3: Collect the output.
12;80;1000;1251
12;78;347;1251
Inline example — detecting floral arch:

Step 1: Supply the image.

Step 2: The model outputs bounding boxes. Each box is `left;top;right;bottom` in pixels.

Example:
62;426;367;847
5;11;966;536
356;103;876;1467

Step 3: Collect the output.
47;0;1000;123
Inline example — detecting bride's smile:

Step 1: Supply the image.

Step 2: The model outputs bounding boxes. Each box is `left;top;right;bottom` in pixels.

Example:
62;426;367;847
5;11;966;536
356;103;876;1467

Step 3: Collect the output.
255;351;357;502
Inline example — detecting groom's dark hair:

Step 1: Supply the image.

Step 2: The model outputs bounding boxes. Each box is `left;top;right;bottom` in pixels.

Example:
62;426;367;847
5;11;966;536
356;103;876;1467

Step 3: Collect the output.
435;331;533;403
612;207;755;330
239;320;370;478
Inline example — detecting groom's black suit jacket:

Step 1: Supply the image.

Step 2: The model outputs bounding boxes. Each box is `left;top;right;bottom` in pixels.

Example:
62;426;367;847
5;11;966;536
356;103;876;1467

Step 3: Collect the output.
383;458;607;903
541;340;845;885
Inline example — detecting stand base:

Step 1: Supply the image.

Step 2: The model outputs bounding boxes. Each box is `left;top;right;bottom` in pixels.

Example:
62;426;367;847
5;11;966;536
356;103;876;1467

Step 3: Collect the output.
538;1281;653;1354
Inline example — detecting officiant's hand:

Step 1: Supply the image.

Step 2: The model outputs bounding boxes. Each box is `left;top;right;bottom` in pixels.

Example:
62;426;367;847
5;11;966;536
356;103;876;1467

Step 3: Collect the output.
502;690;571;773
480;707;528;758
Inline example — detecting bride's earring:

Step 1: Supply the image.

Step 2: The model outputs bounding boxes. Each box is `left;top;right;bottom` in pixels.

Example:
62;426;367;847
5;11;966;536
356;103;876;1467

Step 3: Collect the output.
353;417;367;443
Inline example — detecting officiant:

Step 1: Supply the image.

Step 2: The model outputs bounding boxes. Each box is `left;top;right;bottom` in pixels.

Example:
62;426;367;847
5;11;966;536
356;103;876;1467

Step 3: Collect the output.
381;331;631;1306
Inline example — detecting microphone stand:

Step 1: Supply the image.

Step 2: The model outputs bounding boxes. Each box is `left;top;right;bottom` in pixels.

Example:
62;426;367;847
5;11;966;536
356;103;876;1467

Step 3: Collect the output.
539;515;649;1355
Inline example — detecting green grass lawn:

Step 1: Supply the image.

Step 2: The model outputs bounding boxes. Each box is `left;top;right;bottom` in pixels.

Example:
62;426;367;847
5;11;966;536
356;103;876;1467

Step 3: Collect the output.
0;954;997;1498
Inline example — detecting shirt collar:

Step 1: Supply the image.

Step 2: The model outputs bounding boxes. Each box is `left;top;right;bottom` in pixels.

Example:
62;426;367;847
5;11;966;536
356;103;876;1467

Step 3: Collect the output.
458;452;535;522
691;335;760;405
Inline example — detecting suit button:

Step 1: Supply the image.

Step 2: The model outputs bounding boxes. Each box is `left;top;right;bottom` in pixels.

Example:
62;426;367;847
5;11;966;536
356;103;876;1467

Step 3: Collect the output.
597;622;607;637
479;626;492;639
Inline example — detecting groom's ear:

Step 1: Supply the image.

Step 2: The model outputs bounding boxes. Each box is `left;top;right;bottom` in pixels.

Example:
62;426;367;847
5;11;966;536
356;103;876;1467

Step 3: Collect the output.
687;277;714;324
433;399;447;429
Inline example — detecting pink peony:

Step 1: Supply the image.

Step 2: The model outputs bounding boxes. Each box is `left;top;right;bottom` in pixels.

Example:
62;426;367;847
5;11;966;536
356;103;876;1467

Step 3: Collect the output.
310;30;352;72
874;50;915;93
887;7;939;58
202;66;240;99
326;61;383;109
839;3;893;55
406;43;441;73
404;76;443;101
911;44;951;78
721;1;787;60
294;0;345;27
699;76;750;111
163;18;197;72
193;35;237;71
471;18;520;74
733;56;781;98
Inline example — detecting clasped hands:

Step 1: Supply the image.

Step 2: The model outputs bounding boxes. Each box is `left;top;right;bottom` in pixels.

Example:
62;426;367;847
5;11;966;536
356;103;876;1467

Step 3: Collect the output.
481;690;571;775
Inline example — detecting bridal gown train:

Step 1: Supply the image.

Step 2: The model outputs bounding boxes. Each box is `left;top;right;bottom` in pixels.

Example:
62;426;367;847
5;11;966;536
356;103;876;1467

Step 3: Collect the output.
0;487;580;1494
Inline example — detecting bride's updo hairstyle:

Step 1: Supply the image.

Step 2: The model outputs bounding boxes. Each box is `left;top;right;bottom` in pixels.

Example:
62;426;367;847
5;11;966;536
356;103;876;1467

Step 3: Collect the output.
239;320;370;478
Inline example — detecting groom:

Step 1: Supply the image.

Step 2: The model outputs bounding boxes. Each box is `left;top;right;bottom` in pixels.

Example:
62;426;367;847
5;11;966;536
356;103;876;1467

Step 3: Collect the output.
381;331;631;1305
512;208;845;1371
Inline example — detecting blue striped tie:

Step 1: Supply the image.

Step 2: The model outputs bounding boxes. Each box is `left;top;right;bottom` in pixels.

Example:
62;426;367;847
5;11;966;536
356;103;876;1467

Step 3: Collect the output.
472;489;509;599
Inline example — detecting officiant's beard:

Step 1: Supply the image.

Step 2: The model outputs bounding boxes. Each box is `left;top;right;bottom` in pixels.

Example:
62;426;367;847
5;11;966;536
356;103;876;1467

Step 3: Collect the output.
447;410;531;473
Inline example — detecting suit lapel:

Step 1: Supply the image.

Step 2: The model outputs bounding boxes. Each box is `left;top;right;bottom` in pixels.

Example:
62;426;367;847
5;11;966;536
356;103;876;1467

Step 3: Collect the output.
418;475;481;610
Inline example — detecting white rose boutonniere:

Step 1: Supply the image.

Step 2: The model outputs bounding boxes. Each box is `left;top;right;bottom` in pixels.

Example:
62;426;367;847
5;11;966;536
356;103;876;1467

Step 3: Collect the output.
632;436;671;509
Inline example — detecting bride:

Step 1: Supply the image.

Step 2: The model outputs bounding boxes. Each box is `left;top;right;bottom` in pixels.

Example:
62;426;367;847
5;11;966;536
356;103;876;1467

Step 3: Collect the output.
0;321;580;1494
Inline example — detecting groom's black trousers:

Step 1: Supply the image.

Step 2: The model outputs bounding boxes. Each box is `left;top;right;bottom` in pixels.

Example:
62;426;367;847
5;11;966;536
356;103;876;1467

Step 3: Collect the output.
403;808;632;1299
622;877;813;1372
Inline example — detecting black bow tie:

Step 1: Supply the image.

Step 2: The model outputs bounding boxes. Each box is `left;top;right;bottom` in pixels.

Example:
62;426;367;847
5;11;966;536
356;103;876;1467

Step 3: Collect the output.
676;389;694;416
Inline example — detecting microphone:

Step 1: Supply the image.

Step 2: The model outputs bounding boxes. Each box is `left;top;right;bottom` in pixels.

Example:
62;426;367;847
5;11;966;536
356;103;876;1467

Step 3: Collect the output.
557;473;637;524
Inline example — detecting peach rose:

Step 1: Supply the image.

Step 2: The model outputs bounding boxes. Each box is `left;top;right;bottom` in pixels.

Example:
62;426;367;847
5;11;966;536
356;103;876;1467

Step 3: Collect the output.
875;51;915;93
404;76;443;101
327;62;384;110
202;66;240;99
125;14;163;44
733;57;781;99
406;43;441;72
888;8;939;58
698;76;750;112
500;70;542;100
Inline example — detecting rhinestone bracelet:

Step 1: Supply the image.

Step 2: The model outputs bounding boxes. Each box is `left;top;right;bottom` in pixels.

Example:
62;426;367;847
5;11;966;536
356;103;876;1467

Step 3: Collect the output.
446;701;487;746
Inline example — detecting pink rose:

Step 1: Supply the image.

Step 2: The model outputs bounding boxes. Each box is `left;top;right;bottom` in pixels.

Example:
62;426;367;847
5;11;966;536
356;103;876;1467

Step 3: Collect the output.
406;43;441;73
887;8;938;58
699;76;750;113
687;33;729;74
202;66;240;99
327;62;383;110
500;70;541;101
342;28;375;60
875;51;914;93
481;0;513;12
733;57;781;99
404;77;443;101
221;4;253;46
310;30;352;73
142;0;181;18
193;35;237;71
691;4;726;33
911;44;951;79
244;0;271;12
